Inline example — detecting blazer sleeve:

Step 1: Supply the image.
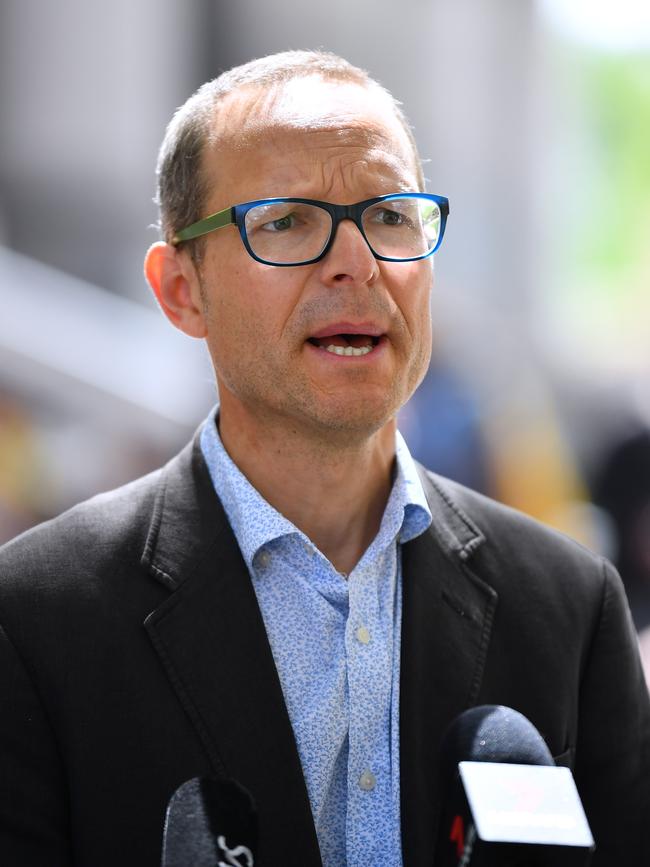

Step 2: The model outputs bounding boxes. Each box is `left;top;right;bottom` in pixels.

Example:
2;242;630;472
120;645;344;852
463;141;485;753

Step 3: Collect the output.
0;623;72;865
575;558;650;864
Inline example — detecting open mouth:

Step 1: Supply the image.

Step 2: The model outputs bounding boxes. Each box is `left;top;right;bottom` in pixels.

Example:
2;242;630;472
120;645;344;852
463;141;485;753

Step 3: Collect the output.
307;333;382;357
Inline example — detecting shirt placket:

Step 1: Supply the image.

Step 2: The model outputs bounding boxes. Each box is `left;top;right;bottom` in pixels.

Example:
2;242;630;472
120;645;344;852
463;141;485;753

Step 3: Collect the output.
345;548;399;865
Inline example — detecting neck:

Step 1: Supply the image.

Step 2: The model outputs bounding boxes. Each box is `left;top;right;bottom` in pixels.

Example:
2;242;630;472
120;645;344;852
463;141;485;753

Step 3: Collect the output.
218;404;397;575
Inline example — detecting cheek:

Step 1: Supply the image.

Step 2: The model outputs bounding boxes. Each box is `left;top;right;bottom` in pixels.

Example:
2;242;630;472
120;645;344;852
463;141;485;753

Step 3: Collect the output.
400;267;433;377
408;300;433;393
203;260;300;356
412;301;432;365
415;267;433;337
421;296;433;343
393;264;433;336
199;262;247;365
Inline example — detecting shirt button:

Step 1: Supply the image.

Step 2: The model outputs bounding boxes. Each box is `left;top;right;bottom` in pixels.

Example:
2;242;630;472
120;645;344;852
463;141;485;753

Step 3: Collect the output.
359;770;376;791
257;551;271;568
355;625;371;645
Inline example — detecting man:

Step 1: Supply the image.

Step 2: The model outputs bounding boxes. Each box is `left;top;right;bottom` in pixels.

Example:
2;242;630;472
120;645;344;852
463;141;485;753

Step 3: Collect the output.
0;50;648;867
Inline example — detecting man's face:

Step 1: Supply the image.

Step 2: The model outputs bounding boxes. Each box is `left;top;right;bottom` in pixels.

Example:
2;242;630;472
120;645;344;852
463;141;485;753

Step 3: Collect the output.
192;77;433;443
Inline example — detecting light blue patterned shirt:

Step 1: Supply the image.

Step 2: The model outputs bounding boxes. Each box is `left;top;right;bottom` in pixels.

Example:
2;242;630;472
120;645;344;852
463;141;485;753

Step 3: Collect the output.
200;409;431;866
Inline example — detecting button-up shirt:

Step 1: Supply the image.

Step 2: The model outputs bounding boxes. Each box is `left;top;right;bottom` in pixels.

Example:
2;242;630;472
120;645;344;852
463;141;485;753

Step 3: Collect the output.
200;409;431;866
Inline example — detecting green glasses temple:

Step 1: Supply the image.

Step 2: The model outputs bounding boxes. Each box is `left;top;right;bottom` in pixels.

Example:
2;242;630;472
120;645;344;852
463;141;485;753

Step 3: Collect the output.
172;207;233;245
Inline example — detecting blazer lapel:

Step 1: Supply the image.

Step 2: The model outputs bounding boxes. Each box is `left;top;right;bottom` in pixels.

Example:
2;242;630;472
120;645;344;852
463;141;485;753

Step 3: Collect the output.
400;466;498;867
142;437;322;866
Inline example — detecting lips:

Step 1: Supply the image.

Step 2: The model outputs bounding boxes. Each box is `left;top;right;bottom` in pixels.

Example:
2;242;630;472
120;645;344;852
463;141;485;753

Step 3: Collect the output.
307;322;384;357
309;322;385;340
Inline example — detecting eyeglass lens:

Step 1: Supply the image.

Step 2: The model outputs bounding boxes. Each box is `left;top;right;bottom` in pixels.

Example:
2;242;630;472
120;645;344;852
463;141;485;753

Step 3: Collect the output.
243;197;441;265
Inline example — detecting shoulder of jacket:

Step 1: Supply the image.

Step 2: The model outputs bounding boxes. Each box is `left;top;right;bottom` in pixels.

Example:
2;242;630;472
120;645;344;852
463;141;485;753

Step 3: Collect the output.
421;466;607;576
0;465;164;578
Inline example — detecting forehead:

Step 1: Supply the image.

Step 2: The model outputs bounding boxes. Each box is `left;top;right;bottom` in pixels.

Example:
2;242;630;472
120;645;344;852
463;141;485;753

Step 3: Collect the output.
202;78;420;204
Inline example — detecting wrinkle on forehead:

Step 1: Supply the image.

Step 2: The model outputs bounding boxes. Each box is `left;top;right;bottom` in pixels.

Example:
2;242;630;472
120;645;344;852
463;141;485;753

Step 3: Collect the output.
208;77;418;177
288;142;415;200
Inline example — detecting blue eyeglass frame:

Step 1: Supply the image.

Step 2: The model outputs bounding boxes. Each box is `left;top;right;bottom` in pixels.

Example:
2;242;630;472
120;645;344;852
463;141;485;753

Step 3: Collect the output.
171;192;450;266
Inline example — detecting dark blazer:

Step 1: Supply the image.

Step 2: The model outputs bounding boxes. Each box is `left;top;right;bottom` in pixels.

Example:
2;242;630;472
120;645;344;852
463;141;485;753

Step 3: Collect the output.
0;433;648;866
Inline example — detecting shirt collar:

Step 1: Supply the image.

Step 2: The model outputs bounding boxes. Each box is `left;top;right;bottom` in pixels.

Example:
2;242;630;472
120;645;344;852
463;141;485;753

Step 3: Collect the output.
199;407;432;569
392;429;433;544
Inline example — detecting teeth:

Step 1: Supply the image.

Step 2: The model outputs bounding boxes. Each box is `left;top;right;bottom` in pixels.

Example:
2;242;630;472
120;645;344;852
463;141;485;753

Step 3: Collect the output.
325;344;373;357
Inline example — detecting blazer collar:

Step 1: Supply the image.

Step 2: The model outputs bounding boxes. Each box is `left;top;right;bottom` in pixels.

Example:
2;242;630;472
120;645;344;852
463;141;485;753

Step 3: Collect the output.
415;463;486;560
140;437;488;590
141;433;323;865
140;434;219;591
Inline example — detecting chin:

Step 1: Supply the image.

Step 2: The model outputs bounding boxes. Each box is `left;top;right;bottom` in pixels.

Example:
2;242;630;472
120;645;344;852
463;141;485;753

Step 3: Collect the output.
302;395;400;442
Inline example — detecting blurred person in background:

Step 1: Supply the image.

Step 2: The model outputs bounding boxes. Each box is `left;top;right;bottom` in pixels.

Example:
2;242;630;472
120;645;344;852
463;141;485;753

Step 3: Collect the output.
0;396;48;544
591;428;650;631
0;50;648;866
591;428;650;687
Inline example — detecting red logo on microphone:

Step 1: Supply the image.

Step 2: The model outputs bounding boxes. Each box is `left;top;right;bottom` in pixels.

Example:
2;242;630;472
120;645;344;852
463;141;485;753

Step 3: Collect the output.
449;814;465;858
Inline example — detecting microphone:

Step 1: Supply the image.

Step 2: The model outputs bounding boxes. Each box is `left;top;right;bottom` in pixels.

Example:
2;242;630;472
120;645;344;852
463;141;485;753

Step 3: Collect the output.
161;776;258;867
436;705;594;865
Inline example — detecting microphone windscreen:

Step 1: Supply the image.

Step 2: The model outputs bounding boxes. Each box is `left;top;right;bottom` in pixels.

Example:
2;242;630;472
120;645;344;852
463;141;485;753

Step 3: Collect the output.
437;707;593;865
439;704;554;786
161;776;257;867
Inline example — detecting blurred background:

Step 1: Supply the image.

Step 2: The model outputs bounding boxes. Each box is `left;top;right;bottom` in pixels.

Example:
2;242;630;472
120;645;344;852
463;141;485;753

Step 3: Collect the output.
1;0;649;661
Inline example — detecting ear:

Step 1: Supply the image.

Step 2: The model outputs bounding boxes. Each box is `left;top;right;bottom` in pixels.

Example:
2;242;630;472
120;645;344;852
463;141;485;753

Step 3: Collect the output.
144;242;208;338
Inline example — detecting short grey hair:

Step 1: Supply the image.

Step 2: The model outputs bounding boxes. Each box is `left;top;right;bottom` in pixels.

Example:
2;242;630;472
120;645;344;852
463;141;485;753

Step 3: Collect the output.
155;49;424;259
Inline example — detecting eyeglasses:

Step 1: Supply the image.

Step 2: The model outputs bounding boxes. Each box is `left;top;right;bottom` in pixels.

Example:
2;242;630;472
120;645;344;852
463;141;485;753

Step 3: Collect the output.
171;193;449;266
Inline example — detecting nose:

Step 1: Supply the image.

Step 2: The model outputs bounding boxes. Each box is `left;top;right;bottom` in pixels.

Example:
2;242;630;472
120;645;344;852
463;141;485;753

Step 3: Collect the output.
319;217;380;286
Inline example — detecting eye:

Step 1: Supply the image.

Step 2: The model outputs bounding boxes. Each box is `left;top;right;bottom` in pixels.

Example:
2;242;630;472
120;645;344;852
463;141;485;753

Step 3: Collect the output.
369;207;415;229
377;208;402;225
261;213;298;232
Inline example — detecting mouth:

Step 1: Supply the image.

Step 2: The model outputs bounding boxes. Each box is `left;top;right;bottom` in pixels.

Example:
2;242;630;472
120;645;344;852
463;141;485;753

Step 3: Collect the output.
306;324;385;358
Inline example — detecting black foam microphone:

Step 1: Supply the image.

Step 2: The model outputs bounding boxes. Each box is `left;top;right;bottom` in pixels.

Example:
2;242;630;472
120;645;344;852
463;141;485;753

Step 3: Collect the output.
161;776;258;867
436;705;594;866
